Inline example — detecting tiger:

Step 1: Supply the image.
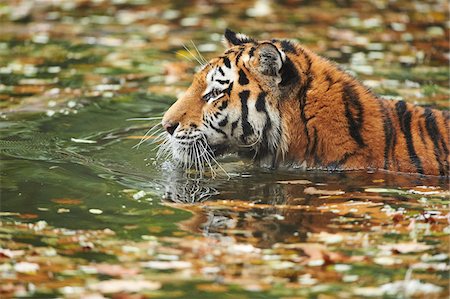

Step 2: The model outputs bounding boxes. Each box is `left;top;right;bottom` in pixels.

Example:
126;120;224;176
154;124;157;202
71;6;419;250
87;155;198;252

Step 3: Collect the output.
161;29;449;177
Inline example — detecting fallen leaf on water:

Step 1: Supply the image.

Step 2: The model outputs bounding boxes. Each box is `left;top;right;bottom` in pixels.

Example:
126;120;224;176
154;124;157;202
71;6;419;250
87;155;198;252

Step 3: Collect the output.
70;138;97;144
408;186;448;196
52;198;83;205
14;262;40;274
304;187;345;196
0;248;25;258
372;179;385;183
196;283;228;292
353;287;384;297
277;179;312;185
274;243;346;264
89;279;161;293
17;213;39;219
148;226;162;233
373;256;402;266
92;264;139;277
141;261;192;270
364;188;406;194
315;232;344;244
380;280;442;296
89;209;103;215
378;242;433;254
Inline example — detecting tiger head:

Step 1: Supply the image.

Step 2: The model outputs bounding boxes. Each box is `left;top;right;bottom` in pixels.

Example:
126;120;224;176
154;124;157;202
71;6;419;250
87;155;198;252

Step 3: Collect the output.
161;29;305;171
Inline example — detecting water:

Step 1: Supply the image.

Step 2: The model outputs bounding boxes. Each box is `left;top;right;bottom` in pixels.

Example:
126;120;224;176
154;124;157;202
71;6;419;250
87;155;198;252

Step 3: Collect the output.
1;93;448;298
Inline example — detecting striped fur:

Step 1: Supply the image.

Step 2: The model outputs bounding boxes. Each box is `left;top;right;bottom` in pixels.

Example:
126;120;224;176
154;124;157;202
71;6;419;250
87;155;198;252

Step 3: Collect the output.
162;29;449;176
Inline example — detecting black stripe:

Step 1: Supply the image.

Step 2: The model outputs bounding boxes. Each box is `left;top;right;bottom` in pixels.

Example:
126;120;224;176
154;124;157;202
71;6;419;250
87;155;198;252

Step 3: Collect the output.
280;40;297;54
255;91;267;112
395;101;423;174
255;92;273;157
379;100;394;170
218;67;225;76
235;49;244;64
299;74;313;157
311;127;321;165
327;152;353;171
297;46;313;70
223;57;231;68
343;83;365;147
224;82;233;96
418;121;427;148
218;116;228;127
209;122;227;138
238;69;249;85
297;51;313;157
216;79;229;85
239;90;253;142
218;100;228;111
248;47;256;57
231;118;239;136
424;108;445;176
212;111;222;119
325;72;334;91
279;57;299;87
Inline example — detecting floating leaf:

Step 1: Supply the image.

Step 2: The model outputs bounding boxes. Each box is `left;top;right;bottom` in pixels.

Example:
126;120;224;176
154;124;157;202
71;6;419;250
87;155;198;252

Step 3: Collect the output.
378;242;433;254
92;264;139;277
304;187;345;196
89;279;161;293
52;198;83;205
277;179;312;185
14;262;39;274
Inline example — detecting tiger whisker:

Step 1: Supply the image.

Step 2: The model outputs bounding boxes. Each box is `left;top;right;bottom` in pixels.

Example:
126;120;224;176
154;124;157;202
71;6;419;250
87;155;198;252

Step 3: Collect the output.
237;132;262;148
133;124;164;149
192;142;200;178
199;135;230;179
182;43;204;67
195;141;206;178
190;40;209;66
126;116;163;121
176;51;195;63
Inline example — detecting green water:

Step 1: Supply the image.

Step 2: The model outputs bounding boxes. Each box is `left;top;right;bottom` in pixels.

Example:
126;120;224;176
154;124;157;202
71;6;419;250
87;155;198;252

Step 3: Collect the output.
1;92;448;298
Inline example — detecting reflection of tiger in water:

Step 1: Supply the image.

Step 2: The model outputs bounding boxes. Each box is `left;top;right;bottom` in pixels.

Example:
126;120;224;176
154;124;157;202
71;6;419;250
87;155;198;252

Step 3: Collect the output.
161;29;449;176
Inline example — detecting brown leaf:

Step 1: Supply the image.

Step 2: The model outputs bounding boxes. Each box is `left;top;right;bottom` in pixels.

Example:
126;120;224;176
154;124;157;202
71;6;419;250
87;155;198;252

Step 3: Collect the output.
196;283;228;292
51;198;83;205
92;264;139;277
277;179;312;185
89;279;161;293
378;242;433;254
18;213;39;219
304;187;345;196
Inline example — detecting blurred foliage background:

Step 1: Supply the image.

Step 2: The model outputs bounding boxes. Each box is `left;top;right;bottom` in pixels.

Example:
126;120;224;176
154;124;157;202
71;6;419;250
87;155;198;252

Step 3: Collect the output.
0;0;448;114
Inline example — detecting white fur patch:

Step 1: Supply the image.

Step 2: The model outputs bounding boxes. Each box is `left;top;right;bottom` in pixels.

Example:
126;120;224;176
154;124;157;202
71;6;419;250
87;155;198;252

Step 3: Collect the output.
203;64;236;102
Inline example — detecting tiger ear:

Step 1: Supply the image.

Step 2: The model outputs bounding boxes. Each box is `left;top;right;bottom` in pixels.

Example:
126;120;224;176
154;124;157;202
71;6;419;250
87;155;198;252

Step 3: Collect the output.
252;42;285;77
223;28;256;47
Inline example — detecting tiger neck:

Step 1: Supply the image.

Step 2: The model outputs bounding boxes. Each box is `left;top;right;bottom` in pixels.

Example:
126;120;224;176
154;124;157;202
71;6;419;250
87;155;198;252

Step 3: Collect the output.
280;49;381;169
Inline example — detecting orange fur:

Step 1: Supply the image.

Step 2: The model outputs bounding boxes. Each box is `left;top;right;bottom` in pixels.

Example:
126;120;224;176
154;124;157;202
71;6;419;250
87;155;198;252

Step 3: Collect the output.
162;30;449;176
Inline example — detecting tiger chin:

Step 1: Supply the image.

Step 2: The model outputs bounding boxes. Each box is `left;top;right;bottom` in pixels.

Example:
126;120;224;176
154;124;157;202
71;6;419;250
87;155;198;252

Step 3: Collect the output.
161;29;449;177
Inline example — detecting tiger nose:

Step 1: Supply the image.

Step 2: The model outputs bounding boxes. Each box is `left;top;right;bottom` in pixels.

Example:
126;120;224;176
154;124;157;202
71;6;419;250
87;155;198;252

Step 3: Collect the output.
162;121;179;135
